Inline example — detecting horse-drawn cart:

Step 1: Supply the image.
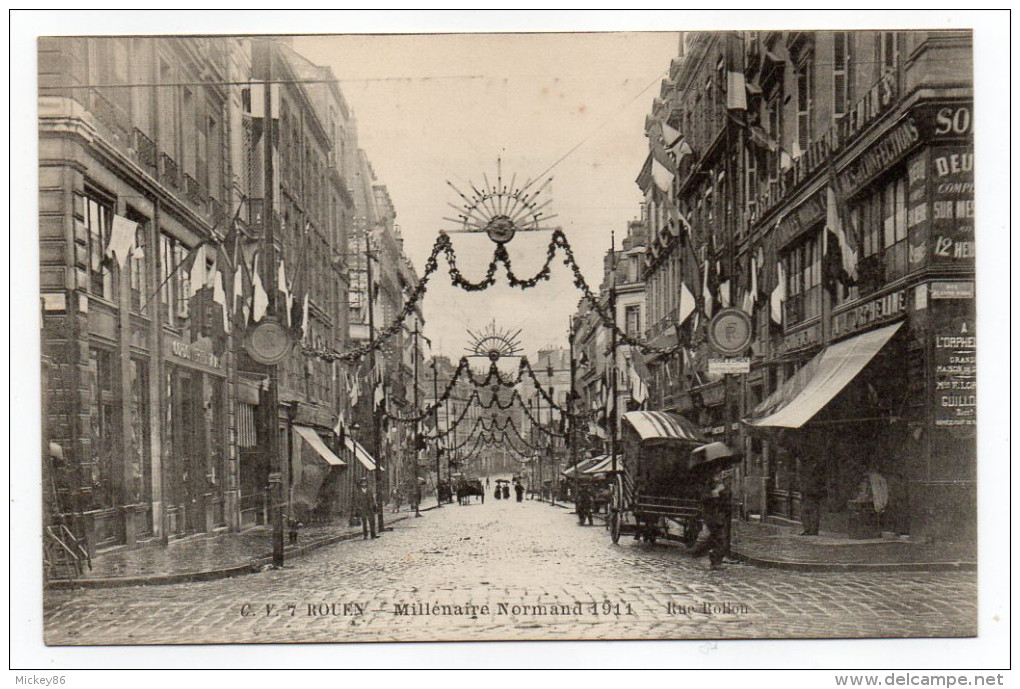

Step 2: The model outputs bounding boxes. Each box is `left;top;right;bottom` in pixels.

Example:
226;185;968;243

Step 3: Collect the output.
606;411;740;546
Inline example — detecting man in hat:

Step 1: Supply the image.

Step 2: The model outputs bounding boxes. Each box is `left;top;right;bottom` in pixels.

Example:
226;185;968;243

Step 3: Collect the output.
353;478;378;539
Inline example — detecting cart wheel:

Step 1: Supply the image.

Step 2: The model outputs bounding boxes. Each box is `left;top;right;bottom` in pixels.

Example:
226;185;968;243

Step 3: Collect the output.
610;509;622;544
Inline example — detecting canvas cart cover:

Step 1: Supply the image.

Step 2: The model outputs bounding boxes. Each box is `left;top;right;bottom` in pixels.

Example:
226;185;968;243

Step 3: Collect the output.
622;410;704;443
292;425;346;509
584;454;623;475
746;322;902;428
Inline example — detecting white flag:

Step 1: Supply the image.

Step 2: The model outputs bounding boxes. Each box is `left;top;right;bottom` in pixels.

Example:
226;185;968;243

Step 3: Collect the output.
252;255;268;323
770;262;786;325
106;215;138;268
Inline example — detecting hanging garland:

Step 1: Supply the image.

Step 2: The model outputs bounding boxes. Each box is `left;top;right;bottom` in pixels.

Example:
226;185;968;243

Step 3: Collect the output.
302;227;687;373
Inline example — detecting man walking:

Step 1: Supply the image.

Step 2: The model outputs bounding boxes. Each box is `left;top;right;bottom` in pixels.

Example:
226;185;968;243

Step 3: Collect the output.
354;478;378;539
412;480;422;518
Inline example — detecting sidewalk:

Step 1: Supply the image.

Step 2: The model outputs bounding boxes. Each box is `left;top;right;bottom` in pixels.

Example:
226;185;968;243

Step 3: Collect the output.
47;507;423;589
729;519;977;572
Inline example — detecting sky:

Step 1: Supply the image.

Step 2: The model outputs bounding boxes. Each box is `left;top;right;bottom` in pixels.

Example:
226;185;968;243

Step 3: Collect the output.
294;32;679;360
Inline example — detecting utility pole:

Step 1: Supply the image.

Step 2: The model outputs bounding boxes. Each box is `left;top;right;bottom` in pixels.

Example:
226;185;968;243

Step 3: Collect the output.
569;316;579;511
443;370;451;491
431;360;441;508
258;39;284;568
412;321;421;506
609;229;618;476
365;235;384;534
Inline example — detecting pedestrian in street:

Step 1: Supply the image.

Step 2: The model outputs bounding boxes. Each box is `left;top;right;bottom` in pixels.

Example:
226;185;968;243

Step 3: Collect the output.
485;477;490;490
412;481;423;518
700;474;732;568
391;486;402;514
514;480;524;502
576;484;594;525
354;478;378;539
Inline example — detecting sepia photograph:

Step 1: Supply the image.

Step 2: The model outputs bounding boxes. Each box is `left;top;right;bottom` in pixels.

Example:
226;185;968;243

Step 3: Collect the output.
11;9;1010;673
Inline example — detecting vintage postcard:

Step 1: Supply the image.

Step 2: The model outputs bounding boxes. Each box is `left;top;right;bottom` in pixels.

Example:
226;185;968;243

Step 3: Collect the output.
13;9;1009;671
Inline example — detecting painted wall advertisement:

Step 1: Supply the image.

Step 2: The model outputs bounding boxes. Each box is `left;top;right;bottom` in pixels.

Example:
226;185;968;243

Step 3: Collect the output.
929;145;975;266
931;291;976;429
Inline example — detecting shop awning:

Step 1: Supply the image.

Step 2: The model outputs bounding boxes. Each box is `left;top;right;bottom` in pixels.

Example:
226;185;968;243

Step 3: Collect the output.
622;410;704;443
562;456;601;477
344;435;378;471
746;322;902;429
292;425;345;510
583;454;628;475
295;425;346;467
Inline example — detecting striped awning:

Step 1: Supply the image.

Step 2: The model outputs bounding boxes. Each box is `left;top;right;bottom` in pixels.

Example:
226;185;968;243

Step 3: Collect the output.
622;410;704;443
563;455;602;477
344;435;377;471
584;454;625;475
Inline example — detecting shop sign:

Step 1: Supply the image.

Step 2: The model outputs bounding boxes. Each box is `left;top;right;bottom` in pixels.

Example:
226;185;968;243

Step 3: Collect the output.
930;145;975;266
777;322;822;355
708;308;753;356
931;281;975;299
169;337;221;369
836;118;921;197
907;151;929;270
915;101;974;141
774;189;827;248
831;290;907;339
933;315;976;428
837;70;898;148
708;358;751;375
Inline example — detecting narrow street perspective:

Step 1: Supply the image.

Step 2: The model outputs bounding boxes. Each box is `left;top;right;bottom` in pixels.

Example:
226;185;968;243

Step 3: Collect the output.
34;25;983;657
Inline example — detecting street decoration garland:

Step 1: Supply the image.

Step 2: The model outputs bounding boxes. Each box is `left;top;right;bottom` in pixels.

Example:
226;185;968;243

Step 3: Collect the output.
303;227;686;367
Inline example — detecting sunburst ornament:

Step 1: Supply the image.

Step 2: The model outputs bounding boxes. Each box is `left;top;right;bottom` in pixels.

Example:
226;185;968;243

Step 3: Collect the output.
466;320;524;361
442;159;559;244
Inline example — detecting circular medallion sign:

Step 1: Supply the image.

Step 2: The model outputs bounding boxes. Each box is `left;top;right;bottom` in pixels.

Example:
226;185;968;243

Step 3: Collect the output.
708;307;753;356
485;215;516;244
245;319;293;365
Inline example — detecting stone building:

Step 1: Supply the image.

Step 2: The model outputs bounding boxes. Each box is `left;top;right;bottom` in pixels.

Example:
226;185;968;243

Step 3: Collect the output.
637;30;974;540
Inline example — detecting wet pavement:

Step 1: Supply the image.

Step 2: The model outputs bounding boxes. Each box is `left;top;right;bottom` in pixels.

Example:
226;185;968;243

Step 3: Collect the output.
44;495;977;644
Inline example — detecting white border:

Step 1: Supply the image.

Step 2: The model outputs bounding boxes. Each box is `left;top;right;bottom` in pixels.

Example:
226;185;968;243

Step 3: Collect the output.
9;9;1013;676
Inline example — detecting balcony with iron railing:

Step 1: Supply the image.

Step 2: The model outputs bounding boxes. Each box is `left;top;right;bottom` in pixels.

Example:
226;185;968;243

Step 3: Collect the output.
184;174;205;208
159;153;179;190
133;128;157;172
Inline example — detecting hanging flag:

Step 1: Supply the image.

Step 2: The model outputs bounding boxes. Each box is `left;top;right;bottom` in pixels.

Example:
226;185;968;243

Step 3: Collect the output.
726;32;747;111
209;250;230;333
251;254;268;323
678;281;696;326
826;167;859;285
770;261;786;325
176;242;208;299
300;292;310;342
349;371;361;409
651;155;674;194
628;358;648;406
673;138;694;162
719;279;731;308
702;258;714;318
277;257;292;326
106;214;139;267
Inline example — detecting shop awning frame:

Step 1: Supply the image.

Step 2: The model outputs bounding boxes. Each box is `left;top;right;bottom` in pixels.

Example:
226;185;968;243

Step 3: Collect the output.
294;425;346;467
344;435;378;471
746;321;903;429
622;410;705;443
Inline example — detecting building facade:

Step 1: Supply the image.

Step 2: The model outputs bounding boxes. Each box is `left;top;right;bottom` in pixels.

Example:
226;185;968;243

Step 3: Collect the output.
637;30;974;540
39;37;415;556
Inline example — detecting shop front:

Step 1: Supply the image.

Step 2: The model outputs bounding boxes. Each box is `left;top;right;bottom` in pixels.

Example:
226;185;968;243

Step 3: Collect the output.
162;336;229;537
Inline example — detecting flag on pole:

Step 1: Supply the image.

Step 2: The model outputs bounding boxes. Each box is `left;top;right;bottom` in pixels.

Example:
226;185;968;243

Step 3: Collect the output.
106;214;139;267
628;358;648;406
251;254;268;323
702;258;715;318
726;32;747;111
678;281;696;326
182;243;207;298
651;155;674;194
770;261;786;325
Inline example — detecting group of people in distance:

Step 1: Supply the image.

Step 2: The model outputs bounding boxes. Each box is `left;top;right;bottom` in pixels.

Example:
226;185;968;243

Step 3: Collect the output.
486;476;524;502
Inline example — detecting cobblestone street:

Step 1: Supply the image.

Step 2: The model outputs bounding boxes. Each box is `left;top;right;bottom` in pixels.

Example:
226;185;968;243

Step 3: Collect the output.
44;495;977;645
